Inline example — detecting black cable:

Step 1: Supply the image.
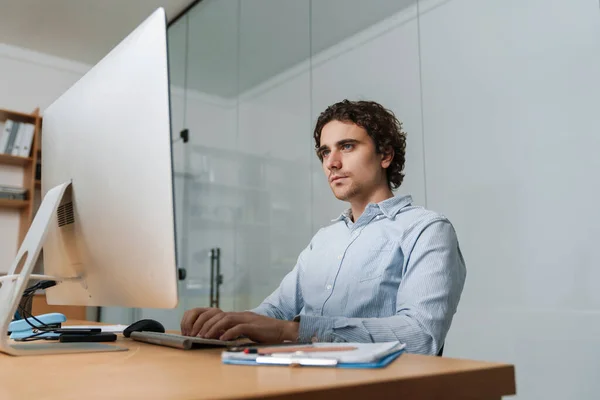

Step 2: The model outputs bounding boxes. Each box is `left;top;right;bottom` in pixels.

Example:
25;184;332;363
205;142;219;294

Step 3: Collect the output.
15;331;50;342
9;280;64;341
23;280;56;295
19;295;53;332
16;280;59;333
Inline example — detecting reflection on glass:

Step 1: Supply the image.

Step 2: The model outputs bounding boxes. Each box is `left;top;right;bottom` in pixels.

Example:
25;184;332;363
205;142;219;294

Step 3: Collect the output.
165;0;421;317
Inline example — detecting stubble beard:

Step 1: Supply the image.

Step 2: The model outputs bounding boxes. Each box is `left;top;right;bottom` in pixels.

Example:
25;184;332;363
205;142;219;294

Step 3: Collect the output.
331;179;361;202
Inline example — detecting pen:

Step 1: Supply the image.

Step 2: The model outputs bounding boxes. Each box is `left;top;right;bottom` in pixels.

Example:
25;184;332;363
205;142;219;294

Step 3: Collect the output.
241;346;357;355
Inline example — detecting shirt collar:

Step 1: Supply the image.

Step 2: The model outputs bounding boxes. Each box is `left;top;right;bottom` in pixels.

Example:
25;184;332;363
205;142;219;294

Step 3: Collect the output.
332;194;413;222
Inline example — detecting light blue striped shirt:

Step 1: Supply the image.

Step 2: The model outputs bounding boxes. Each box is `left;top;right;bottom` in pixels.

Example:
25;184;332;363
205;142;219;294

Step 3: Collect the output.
251;195;466;355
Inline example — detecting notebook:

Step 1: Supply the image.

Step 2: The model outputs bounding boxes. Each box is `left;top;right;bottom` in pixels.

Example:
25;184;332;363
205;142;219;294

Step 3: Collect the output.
221;341;406;368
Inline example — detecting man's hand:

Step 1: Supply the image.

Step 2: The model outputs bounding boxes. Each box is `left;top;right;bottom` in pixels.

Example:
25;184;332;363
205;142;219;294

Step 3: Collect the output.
180;307;299;343
181;307;225;337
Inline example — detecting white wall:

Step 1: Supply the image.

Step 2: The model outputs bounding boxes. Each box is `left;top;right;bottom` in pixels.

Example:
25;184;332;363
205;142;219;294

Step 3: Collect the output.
310;3;426;221
419;0;600;399
223;0;600;398
0;44;89;274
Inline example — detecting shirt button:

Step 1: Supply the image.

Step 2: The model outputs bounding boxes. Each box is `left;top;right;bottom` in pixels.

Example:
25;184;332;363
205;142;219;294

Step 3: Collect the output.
326;284;332;290
337;254;343;260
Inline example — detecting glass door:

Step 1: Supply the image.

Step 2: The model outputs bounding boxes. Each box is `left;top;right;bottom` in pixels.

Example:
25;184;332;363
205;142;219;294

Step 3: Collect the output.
173;0;242;317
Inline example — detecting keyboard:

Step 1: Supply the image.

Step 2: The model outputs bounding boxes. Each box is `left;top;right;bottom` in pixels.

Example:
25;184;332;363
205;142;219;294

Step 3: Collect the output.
129;331;248;350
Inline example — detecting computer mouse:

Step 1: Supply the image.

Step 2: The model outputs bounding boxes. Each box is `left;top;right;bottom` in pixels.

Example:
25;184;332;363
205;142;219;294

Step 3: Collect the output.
123;319;165;338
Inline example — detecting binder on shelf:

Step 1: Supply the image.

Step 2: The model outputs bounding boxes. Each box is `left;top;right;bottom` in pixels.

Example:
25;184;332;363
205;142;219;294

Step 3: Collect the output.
0;185;28;200
16;123;35;157
0;119;14;154
11;121;22;156
4;120;20;155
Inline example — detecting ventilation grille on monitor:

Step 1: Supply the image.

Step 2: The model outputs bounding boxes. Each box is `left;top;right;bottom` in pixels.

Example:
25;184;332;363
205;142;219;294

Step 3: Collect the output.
57;202;75;227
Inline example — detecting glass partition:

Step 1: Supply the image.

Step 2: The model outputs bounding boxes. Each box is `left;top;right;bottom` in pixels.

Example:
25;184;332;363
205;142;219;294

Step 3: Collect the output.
133;0;422;328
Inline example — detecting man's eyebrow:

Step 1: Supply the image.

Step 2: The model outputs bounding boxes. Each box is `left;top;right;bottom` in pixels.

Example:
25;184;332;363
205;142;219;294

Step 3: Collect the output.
316;144;329;154
317;139;360;155
336;139;360;146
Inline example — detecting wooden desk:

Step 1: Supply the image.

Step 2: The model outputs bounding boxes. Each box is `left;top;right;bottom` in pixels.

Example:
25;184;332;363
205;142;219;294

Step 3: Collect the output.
0;321;516;399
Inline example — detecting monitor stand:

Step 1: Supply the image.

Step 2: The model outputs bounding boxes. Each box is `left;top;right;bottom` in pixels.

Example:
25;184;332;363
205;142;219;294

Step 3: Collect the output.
0;181;127;356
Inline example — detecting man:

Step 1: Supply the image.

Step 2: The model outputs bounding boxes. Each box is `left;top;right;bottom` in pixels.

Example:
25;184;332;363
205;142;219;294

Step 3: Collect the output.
181;100;466;355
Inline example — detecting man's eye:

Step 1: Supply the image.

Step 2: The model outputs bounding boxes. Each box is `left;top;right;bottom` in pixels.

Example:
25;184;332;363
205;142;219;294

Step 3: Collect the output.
342;144;353;150
321;150;330;158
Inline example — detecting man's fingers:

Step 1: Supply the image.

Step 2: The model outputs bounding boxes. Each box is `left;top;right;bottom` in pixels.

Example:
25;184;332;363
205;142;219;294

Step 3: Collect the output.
197;312;229;338
220;323;258;341
190;308;223;337
203;312;256;339
181;308;214;335
181;308;204;336
203;313;241;339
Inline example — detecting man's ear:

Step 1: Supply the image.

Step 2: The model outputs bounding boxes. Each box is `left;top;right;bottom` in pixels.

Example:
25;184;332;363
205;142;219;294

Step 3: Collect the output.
381;146;394;169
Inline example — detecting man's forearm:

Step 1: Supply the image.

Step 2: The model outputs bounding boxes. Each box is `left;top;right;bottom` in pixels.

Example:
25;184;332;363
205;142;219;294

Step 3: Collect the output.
250;305;300;342
296;314;440;355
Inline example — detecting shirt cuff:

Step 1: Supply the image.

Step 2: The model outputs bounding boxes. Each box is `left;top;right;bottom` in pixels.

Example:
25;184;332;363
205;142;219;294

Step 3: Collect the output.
296;315;335;343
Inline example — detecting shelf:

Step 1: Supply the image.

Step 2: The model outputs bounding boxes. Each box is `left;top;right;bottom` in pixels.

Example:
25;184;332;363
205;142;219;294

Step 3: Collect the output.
0;199;30;209
35;180;41;188
0;153;33;166
0;109;37;124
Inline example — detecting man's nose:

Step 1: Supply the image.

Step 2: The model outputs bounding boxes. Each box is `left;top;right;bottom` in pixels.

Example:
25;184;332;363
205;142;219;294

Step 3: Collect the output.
325;150;342;170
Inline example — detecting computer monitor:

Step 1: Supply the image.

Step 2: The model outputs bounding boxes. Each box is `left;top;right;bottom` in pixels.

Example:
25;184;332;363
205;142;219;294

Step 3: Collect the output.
0;7;178;355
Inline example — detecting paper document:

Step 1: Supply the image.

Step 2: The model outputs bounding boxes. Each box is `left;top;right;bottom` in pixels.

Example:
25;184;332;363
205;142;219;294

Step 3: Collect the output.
222;341;406;366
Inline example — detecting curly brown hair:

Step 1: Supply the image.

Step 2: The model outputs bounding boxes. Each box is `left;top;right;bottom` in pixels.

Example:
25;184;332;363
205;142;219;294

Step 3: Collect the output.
313;99;407;190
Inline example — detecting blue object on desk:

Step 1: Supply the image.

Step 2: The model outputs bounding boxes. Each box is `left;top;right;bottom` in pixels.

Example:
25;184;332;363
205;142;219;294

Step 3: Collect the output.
8;313;66;340
222;349;404;369
10;330;60;340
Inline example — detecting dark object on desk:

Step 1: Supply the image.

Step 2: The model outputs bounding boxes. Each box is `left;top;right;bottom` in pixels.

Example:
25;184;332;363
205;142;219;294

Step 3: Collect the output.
123;319;165;338
54;328;102;334
14;280;57;322
437;345;444;357
16;294;32;320
59;332;117;343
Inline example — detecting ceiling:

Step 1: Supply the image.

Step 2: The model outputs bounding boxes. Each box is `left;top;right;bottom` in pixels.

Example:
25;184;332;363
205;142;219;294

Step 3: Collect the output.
0;0;195;64
0;0;416;98
169;0;416;97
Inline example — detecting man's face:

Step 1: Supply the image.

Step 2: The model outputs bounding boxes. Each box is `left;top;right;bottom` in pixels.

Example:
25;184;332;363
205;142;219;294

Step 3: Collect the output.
317;120;391;202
